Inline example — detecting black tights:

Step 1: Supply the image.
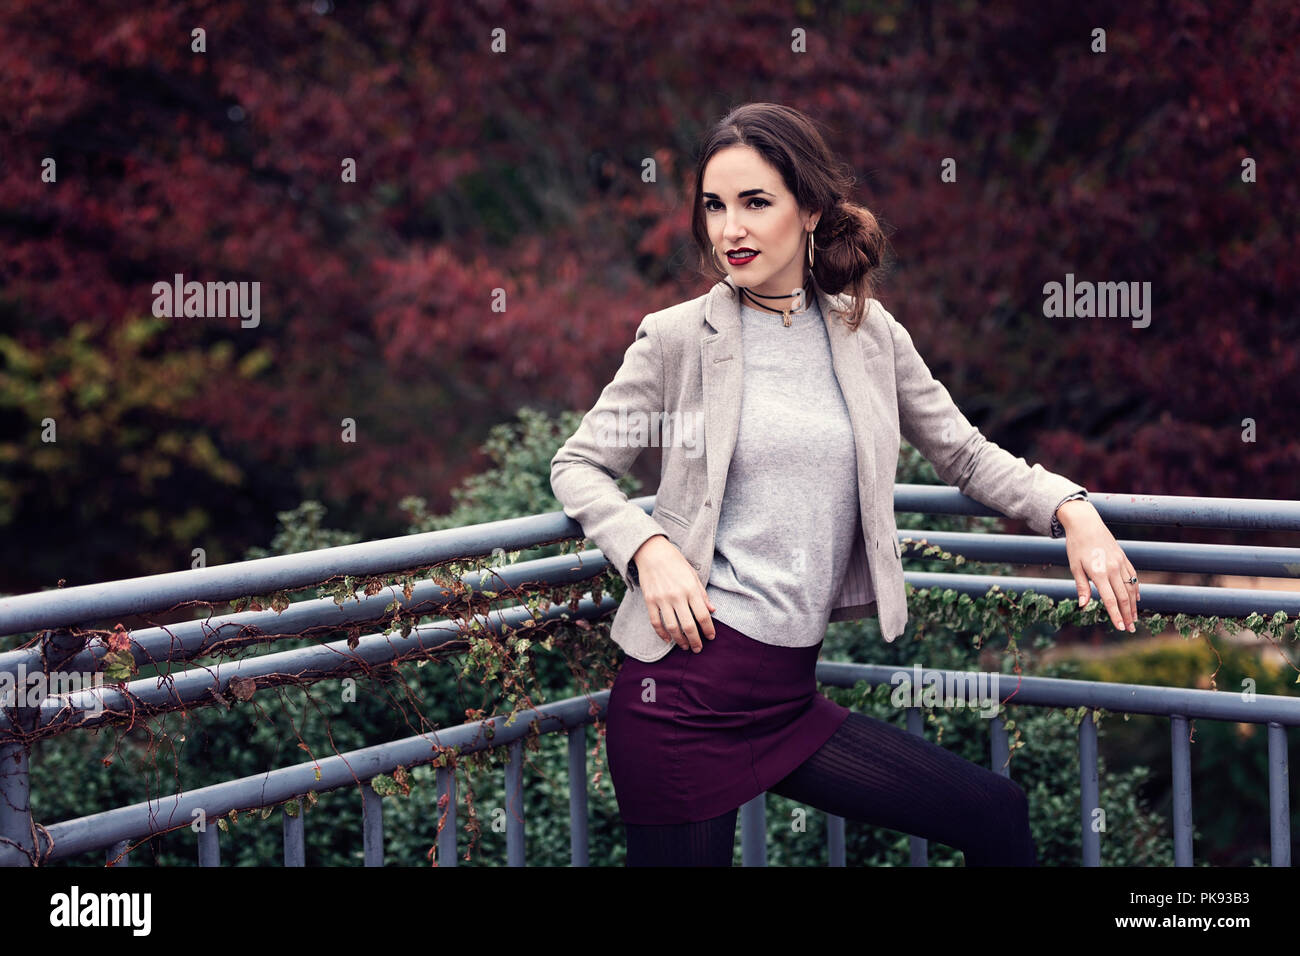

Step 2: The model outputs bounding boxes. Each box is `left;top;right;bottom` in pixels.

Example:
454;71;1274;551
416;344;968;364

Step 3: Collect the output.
624;710;1037;867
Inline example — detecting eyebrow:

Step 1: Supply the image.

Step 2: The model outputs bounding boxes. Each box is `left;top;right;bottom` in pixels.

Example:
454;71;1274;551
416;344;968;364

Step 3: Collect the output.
700;188;776;200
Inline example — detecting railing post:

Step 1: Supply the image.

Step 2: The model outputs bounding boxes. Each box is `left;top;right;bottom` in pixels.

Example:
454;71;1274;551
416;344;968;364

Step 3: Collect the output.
197;820;220;866
990;713;1010;778
906;706;928;866
436;766;457;866
0;627;85;867
363;782;384;866
1267;722;1291;867
0;741;33;867
827;813;846;866
1170;715;1194;866
740;793;765;866
107;839;131;866
505;739;525;866
1078;709;1101;866
283;800;305;866
567;727;589;867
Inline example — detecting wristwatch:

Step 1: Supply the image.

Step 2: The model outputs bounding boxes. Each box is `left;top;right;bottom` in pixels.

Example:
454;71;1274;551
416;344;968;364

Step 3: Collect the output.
1050;490;1089;538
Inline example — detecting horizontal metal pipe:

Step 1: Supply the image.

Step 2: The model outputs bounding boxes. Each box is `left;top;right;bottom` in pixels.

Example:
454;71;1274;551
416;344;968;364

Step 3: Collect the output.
5;563;1294;740
903;570;1300;618
5;535;1292;685
40;692;603;862
899;531;1300;578
6;488;1295;639
893;486;1300;531
39;656;1300;861
0;506;622;638
0;551;612;679
0;592;619;740
816;661;1300;725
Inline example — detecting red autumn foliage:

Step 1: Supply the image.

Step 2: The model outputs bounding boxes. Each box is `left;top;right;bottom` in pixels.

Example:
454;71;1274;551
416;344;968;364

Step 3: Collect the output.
1;0;1296;590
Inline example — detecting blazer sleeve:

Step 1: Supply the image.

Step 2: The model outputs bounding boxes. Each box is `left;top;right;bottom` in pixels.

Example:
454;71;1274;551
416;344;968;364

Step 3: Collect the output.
882;303;1088;537
549;312;670;591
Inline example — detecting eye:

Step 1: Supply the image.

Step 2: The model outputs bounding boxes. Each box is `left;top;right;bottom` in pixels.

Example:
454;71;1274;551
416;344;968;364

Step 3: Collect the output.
703;198;771;211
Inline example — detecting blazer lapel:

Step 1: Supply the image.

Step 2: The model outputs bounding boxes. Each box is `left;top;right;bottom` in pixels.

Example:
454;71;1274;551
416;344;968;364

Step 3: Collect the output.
701;278;743;503
818;283;879;524
700;275;878;518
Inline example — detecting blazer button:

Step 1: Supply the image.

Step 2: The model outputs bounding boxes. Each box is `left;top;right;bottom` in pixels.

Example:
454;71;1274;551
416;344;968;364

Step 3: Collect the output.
704;498;711;508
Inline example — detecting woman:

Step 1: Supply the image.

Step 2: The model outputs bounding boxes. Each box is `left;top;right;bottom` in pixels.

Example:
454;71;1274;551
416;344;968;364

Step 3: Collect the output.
549;103;1141;867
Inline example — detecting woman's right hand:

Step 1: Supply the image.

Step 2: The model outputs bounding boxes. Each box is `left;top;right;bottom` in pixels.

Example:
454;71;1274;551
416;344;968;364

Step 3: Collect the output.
632;535;716;653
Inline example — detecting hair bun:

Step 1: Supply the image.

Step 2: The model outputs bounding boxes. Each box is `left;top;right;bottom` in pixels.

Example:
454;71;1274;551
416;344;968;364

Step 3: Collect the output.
823;203;857;241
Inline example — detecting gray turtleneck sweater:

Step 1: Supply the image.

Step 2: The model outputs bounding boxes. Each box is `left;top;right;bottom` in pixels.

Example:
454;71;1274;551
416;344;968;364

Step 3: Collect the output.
704;293;865;647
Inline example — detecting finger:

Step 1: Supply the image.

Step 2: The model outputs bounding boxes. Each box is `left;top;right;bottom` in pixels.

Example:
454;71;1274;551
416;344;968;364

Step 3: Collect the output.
666;606;691;651
1095;577;1125;631
654;603;684;649
1119;555;1140;618
1109;564;1134;630
696;595;717;639
1085;546;1108;609
649;606;670;644
1113;567;1137;631
675;601;703;653
1124;560;1141;605
1071;557;1092;607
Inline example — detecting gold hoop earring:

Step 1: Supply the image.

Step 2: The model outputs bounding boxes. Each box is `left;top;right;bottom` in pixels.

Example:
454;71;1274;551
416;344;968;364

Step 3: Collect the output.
807;232;816;269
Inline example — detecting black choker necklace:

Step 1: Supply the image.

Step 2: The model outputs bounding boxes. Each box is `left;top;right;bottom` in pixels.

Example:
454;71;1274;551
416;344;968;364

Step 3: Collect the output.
740;282;813;327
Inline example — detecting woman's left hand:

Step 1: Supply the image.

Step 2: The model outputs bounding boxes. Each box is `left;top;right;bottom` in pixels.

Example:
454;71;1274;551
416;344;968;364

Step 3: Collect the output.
1059;499;1140;632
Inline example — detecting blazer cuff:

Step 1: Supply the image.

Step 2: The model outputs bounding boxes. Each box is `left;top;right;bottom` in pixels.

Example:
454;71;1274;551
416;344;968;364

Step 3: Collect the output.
596;508;668;591
1050;490;1090;538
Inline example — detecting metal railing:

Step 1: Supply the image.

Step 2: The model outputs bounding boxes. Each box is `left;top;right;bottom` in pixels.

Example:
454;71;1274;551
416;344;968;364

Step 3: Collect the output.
1;487;1297;866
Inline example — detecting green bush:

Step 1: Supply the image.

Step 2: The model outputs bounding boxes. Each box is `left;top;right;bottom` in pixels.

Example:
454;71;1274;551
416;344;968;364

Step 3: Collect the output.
1068;639;1296;866
30;407;623;866
20;409;1236;867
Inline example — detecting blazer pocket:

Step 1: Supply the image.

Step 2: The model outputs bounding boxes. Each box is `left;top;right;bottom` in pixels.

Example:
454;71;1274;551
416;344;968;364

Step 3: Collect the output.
655;503;692;529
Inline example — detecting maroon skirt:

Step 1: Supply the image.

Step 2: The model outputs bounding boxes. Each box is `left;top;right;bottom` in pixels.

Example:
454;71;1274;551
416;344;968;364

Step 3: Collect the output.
603;615;852;825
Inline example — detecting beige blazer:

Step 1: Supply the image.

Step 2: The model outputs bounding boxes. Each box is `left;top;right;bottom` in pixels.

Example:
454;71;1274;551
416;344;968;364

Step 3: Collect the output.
550;275;1085;663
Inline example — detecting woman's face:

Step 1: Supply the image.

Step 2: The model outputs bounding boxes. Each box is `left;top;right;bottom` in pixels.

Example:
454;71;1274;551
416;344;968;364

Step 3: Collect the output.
701;144;817;301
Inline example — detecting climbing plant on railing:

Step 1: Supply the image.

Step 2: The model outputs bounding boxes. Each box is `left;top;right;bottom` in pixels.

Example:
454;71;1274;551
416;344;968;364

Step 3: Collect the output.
11;409;1297;867
899;533;1300;691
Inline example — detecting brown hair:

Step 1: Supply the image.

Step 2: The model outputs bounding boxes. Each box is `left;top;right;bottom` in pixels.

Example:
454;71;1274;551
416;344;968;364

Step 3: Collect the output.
689;102;891;332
